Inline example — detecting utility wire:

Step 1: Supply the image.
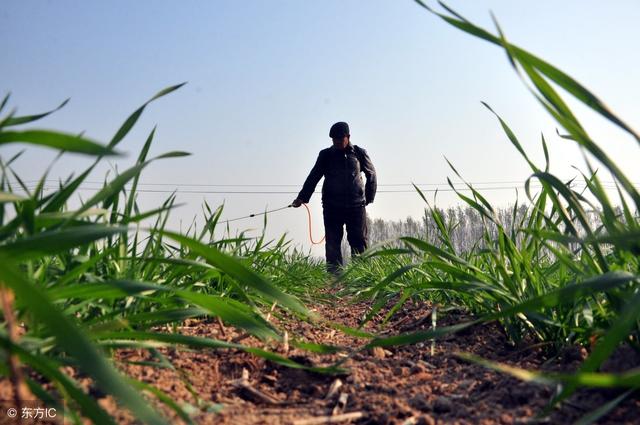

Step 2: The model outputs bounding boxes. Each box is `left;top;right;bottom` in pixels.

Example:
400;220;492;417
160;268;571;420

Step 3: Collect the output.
14;179;639;187
18;182;627;195
23;185;561;195
15;180;532;186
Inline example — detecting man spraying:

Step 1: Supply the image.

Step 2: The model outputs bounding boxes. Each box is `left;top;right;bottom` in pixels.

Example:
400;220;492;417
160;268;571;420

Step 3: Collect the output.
292;122;377;274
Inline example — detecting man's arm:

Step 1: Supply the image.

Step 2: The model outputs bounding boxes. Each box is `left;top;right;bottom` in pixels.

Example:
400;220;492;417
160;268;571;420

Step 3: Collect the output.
293;151;325;206
359;148;377;204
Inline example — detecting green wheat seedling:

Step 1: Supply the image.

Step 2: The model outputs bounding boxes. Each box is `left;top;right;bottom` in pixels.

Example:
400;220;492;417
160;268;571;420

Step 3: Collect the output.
0;86;333;424
339;1;640;420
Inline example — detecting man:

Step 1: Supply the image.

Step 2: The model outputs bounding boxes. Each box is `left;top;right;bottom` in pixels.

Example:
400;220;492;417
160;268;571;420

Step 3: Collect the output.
291;122;377;274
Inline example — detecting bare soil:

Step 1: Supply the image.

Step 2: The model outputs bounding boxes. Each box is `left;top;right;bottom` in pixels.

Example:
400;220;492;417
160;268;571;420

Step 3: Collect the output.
2;289;639;424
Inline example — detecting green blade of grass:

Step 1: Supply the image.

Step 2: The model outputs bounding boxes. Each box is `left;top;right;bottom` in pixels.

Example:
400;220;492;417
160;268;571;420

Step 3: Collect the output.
0;225;127;261
163;230;310;317
367;321;477;348
0;259;167;425
175;290;280;340
552;288;640;408
2;98;70;127
95;331;344;374
0;130;118;156
414;0;640;143
47;280;163;301
457;353;640;388
93;307;207;329
128;379;195;425
109;83;186;148
574;390;635;425
0;335;116;425
70;152;189;220
484;272;638;322
0;191;27;203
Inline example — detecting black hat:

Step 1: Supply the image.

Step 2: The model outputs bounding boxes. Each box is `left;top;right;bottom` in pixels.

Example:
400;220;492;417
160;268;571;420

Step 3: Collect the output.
329;122;350;138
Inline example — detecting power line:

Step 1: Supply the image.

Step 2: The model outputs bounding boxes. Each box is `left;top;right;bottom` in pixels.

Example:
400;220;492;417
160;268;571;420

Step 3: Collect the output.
17;184;612;195
30;180;535;187
13;178;636;197
12;179;639;187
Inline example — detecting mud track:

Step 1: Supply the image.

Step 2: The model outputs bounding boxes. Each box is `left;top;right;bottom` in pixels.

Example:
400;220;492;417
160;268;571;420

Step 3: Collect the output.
1;289;638;424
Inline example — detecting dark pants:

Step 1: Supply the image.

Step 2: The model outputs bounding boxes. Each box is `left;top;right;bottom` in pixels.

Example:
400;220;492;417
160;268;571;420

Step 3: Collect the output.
323;205;368;273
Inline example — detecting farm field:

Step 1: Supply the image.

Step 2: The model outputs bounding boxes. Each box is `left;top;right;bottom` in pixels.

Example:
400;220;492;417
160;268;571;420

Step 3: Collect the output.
82;289;640;424
1;2;639;424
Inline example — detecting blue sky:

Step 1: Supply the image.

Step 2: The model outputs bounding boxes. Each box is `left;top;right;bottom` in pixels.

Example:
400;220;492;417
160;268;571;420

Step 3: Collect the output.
3;1;639;255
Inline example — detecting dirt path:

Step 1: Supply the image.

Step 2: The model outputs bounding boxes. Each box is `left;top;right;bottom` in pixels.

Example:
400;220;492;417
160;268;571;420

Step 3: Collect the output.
110;289;638;424
2;289;638;424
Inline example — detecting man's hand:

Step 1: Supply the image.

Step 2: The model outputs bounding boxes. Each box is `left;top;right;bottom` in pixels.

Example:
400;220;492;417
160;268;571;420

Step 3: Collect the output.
291;198;303;208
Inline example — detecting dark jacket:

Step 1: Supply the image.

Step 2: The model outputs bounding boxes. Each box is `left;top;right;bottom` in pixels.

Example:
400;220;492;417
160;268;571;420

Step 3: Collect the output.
297;143;377;208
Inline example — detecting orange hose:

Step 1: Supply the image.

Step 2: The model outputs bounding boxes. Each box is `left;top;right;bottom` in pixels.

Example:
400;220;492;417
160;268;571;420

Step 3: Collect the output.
302;203;325;245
